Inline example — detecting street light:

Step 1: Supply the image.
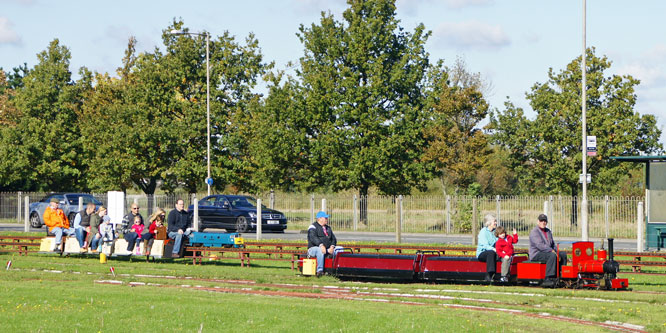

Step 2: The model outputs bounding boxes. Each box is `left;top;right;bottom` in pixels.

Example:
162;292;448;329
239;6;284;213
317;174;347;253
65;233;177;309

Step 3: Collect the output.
169;29;212;196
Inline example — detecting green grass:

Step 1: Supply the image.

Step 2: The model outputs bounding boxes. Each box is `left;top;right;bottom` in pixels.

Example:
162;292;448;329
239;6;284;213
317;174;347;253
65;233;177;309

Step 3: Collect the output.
1;253;666;332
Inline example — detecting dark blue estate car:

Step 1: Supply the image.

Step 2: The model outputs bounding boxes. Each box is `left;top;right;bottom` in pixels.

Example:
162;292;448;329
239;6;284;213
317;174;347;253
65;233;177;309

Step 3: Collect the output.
188;195;287;233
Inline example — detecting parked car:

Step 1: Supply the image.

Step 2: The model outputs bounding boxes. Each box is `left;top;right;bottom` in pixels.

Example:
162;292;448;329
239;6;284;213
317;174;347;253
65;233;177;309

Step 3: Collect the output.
188;195;287;233
29;193;104;228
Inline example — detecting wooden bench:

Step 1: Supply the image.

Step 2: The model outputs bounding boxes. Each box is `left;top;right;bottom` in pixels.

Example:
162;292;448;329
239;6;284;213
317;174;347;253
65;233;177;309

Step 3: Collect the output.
0;241;40;255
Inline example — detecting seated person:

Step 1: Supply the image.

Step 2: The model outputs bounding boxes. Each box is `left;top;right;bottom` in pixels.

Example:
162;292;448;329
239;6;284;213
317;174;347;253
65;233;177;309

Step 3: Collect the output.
529;214;567;287
167;199;192;258
43;198;75;253
494;226;518;282
307;211;337;277
476;214;498;282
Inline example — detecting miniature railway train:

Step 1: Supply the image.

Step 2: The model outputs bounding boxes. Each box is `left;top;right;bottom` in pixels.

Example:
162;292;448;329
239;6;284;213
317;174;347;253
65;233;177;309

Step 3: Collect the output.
302;238;629;290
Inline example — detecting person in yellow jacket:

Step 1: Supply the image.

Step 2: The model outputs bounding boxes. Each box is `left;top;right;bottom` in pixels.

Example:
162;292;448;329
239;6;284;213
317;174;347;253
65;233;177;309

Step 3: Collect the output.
43;198;75;252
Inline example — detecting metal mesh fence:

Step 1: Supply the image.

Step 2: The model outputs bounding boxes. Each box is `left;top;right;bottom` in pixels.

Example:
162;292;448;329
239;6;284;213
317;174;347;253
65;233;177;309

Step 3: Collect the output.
0;192;643;239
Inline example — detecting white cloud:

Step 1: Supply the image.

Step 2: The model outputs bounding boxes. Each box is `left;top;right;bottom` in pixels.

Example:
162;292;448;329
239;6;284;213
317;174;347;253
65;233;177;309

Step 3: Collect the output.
617;63;665;88
292;0;346;16
0;17;21;45
433;21;510;50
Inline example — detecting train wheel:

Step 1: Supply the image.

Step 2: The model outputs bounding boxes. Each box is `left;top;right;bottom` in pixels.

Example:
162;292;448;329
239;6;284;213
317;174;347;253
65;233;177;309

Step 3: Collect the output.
236;216;249;233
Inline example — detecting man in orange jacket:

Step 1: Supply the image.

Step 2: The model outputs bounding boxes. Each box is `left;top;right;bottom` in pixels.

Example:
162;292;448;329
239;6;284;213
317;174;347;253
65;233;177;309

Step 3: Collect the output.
43;198;74;252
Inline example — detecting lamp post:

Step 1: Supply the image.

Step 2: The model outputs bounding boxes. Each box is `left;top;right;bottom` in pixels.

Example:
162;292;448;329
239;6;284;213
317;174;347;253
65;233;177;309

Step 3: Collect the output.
169;29;212;196
581;0;588;241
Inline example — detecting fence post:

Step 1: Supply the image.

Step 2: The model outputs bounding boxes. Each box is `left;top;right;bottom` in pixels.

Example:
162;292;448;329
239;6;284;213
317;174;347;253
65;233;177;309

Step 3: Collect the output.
310;194;314;224
17;191;22;223
78;196;83;212
549;195;554;232
637;201;644;252
257;198;262;240
353;194;358;231
495;195;500;222
446;195;451;234
269;189;275;210
24;196;29;232
395;195;402;243
604;195;609;239
543;200;548;215
321;198;326;212
472;197;478;246
192;194;199;232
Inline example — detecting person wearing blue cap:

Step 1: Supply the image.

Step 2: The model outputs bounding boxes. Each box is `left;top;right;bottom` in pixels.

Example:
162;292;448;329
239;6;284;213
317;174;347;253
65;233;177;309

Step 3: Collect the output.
307;211;337;277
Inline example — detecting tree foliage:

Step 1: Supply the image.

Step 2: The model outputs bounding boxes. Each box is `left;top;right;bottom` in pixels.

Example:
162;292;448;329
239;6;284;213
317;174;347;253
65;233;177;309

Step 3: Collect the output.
423;58;491;194
0;40;91;191
490;48;663;196
293;0;434;196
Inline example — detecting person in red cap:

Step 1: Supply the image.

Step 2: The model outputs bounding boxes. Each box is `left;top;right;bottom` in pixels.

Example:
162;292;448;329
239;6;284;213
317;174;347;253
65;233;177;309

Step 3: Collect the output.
307;211;337;277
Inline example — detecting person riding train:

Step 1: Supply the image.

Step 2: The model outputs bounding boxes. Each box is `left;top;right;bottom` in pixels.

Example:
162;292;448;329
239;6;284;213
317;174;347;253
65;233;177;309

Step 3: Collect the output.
529;214;567;287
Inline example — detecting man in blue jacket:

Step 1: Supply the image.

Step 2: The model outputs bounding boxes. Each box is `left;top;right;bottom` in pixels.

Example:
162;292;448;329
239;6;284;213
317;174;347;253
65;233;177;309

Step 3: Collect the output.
529;214;567;287
307;211;337;277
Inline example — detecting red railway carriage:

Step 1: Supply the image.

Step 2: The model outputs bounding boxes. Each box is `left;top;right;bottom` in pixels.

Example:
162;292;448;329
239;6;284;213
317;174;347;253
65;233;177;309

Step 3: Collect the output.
418;254;528;282
301;238;629;290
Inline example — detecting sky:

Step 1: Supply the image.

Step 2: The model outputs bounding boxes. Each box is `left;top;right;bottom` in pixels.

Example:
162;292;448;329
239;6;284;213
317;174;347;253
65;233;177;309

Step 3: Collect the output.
2;0;666;144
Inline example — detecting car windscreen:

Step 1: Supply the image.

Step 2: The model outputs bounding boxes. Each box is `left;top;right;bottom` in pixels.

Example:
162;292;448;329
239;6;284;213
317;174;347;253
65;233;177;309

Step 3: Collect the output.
66;195;102;206
228;196;255;208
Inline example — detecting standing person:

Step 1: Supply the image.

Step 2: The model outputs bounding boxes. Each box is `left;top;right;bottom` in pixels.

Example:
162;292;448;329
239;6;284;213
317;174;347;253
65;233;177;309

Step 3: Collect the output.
167;199;192;258
494;226;518;283
307;211;337;277
529;214;568;287
476;214;498;282
143;208;167;256
120;203;144;239
43;198;74;253
73;203;96;252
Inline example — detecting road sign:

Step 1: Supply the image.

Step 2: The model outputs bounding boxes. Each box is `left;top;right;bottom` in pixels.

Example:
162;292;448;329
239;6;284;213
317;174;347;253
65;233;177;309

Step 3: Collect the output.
587;136;597;156
206;177;213;186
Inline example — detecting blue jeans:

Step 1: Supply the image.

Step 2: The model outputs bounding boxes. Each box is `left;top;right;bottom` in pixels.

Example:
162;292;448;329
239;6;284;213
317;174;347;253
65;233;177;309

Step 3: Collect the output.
307;246;334;273
168;230;192;254
52;227;75;246
124;232;142;251
90;234;102;251
75;228;87;247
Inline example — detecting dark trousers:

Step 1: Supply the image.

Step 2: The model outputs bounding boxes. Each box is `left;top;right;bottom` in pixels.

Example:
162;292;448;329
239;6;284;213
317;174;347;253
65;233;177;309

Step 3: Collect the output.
532;251;568;278
125;232;153;251
478;250;498;274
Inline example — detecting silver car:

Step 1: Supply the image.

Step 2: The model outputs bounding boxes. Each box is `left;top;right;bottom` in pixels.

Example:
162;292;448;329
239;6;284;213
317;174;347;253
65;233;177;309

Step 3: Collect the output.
29;193;103;228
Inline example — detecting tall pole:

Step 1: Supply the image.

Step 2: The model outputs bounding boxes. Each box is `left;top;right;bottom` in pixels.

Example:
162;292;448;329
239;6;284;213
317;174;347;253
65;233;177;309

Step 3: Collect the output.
581;0;589;241
206;33;211;196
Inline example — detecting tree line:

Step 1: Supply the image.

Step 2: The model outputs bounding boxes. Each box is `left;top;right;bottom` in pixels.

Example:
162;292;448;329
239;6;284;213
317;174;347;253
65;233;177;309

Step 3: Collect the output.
0;0;662;198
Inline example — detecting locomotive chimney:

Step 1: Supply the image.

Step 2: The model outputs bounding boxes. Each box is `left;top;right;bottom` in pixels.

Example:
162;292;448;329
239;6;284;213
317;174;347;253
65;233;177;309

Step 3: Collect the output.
608;238;614;262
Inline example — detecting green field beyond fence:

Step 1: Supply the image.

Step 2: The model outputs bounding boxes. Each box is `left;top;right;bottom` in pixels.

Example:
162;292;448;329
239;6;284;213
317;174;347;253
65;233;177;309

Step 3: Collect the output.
1;192;642;239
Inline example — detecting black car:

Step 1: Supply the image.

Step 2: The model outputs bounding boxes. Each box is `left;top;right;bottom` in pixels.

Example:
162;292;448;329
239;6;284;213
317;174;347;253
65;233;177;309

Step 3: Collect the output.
188;195;287;233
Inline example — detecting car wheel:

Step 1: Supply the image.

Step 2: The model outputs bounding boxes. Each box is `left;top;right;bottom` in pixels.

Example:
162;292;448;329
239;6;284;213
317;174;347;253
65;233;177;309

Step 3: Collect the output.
235;216;249;233
30;212;42;228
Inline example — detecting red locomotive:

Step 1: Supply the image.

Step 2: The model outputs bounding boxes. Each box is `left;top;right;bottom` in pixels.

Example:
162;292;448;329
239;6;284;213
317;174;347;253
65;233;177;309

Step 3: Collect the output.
301;238;628;290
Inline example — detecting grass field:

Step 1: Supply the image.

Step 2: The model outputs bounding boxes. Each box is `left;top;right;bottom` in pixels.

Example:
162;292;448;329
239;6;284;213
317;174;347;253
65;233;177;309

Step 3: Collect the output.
1;245;666;332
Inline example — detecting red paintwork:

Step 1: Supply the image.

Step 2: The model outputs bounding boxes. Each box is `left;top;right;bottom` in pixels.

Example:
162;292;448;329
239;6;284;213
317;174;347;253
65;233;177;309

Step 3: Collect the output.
517;262;546;280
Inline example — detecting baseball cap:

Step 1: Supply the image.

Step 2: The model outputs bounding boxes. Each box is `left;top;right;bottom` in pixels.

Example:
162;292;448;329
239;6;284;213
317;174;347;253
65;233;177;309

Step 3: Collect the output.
50;198;59;203
316;211;329;219
538;214;548;222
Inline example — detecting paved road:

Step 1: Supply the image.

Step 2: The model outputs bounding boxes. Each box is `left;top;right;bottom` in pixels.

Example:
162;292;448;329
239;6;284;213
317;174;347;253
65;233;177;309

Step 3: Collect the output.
1;223;641;251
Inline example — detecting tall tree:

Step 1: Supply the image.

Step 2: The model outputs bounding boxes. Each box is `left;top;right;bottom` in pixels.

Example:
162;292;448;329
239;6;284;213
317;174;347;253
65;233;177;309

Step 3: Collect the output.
0;40;91;191
490;48;662;198
81;21;269;195
422;58;491;194
295;0;434;201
